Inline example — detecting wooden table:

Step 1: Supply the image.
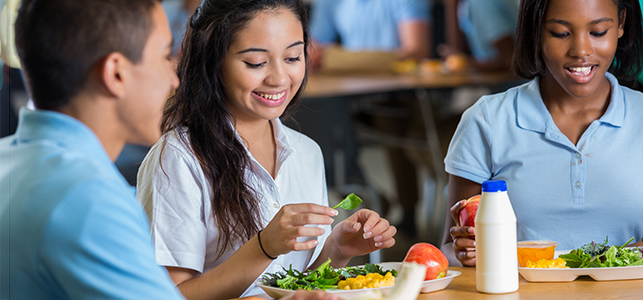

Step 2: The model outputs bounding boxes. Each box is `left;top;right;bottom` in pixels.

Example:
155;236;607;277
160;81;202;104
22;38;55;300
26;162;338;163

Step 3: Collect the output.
301;71;523;246
235;266;643;300
418;267;643;300
303;71;521;98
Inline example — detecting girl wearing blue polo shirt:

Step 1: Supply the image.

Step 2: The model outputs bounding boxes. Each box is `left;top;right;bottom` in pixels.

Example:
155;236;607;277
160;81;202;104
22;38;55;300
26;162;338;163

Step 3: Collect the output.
136;0;396;298
444;0;643;267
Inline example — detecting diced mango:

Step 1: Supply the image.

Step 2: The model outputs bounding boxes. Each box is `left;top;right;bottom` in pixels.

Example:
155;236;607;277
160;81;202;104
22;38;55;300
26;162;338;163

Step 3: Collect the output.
525;258;568;268
337;272;395;290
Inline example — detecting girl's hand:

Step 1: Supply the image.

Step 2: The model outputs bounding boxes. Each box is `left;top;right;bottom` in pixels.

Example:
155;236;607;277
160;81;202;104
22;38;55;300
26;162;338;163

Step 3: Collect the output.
450;200;476;267
329;209;397;260
260;204;337;257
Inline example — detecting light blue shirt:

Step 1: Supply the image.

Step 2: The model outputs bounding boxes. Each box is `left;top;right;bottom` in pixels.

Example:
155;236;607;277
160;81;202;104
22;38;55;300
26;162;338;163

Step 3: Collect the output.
0;108;184;299
310;0;431;51
458;0;519;61
445;73;643;250
162;0;191;55
639;0;643;84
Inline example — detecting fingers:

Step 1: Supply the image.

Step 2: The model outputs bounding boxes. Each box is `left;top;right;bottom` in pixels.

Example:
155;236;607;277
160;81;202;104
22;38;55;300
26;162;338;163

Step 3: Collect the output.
352;209;381;236
283;203;338;219
264;204;339;256
449;225;475;239
450;200;468;226
452;236;476;267
338;209;397;251
373;225;396;249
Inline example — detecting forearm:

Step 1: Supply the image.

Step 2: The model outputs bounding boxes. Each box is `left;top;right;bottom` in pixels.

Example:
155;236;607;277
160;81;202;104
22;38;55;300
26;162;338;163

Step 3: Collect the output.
174;235;273;300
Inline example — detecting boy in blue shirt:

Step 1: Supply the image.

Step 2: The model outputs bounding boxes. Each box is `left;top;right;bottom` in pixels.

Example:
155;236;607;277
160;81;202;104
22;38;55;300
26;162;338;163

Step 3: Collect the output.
0;0;183;298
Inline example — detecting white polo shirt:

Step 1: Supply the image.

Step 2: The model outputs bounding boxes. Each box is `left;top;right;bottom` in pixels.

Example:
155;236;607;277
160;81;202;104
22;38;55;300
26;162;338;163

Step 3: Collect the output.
137;118;330;297
445;73;643;250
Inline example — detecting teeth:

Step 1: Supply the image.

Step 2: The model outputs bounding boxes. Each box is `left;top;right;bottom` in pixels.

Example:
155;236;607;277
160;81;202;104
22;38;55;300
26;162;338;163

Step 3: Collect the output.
568;66;592;76
258;92;285;100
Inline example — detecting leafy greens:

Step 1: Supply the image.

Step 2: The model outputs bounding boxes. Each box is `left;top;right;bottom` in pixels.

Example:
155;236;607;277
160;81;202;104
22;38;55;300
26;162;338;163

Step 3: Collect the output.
260;258;398;291
559;237;643;268
332;193;363;210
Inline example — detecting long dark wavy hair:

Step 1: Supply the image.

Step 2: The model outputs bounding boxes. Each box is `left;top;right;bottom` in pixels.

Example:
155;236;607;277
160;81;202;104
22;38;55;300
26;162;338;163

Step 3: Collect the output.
160;0;310;258
513;0;643;82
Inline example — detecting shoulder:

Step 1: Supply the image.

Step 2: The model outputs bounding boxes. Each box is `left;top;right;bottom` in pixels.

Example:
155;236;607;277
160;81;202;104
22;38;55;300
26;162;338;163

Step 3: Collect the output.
281;124;323;155
621;85;643;102
44;179;144;247
144;129;200;169
463;82;526;121
137;129;206;195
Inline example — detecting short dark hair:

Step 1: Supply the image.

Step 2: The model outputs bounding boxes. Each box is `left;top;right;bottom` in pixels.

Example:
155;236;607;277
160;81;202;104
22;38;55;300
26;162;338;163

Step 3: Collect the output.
15;0;161;110
513;0;643;81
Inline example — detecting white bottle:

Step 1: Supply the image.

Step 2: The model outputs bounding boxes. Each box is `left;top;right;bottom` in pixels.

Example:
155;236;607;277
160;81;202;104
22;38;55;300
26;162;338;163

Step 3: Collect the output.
475;180;519;293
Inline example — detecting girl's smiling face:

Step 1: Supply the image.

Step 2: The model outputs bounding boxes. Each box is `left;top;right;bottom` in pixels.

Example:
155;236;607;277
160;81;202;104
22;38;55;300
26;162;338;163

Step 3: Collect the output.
222;8;305;124
540;0;624;100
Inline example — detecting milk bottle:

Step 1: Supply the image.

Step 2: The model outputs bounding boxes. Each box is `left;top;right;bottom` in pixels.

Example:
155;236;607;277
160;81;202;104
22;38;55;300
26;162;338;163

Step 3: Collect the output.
475;180;519;293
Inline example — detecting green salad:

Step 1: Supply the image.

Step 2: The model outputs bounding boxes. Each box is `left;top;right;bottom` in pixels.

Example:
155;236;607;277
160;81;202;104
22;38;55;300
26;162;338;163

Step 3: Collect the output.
559;237;643;268
260;258;398;291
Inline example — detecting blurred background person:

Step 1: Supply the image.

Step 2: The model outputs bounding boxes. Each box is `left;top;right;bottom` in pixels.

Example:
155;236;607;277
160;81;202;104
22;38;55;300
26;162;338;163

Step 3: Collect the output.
440;0;519;71
163;0;201;57
309;0;432;68
302;0;433;239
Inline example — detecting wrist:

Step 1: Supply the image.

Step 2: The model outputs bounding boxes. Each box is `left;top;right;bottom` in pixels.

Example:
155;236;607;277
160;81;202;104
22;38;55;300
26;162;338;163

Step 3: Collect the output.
257;230;278;260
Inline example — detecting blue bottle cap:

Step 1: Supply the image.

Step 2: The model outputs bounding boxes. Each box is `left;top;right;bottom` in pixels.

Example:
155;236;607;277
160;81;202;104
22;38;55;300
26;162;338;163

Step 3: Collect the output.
482;180;507;192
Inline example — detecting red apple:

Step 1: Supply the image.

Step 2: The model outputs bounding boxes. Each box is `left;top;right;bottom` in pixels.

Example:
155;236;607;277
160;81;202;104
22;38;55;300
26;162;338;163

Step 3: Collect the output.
458;195;480;239
402;242;449;280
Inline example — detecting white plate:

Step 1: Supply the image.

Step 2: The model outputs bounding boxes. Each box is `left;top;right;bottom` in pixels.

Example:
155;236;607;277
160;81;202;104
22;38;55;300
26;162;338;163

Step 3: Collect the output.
256;262;461;300
519;247;643;282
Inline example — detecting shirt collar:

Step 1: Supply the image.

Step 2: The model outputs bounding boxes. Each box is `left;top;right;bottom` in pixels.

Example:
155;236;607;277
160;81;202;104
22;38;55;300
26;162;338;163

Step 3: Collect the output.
15;108;114;166
517;72;625;133
229;118;295;178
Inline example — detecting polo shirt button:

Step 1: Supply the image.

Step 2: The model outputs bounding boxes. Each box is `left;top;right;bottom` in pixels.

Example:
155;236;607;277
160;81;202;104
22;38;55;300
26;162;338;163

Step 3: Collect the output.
273;202;280;208
574;181;581;188
574;153;581;159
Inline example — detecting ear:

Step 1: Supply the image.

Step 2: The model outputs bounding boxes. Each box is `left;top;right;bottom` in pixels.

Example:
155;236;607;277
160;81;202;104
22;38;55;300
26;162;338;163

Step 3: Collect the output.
100;52;130;99
617;10;626;38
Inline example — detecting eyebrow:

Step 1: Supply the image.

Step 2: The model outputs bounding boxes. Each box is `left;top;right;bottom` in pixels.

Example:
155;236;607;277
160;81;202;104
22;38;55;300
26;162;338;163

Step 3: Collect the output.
236;41;305;54
545;17;614;26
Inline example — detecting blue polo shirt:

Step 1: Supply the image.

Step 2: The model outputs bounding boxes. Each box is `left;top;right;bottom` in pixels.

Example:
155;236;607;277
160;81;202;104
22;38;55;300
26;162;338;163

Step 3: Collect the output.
309;0;431;51
0;109;184;299
445;73;643;250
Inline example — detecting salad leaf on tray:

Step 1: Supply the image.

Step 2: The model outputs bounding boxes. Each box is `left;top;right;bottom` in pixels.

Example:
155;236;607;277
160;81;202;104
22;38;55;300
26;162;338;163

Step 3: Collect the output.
559;237;643;268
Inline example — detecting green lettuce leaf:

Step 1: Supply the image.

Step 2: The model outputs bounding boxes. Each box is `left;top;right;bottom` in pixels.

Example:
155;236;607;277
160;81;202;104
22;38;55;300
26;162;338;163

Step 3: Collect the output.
332;193;363;210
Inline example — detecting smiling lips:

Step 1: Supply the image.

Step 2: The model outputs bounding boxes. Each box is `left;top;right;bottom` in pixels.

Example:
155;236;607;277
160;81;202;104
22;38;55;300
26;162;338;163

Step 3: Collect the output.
254;91;287;107
565;65;596;83
256;91;286;100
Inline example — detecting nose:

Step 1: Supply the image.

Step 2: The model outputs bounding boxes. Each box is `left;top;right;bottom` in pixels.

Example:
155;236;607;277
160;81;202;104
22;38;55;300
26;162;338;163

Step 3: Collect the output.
265;62;289;87
170;69;180;90
569;34;593;58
